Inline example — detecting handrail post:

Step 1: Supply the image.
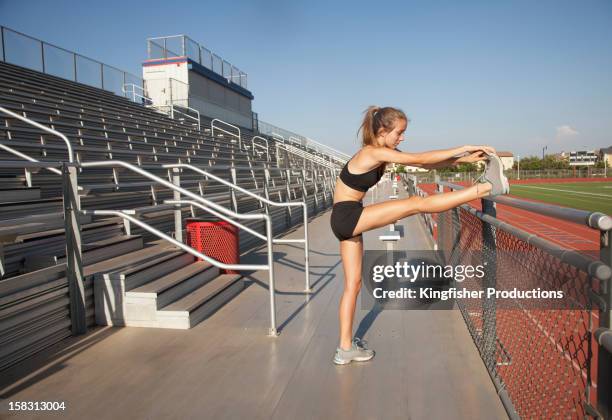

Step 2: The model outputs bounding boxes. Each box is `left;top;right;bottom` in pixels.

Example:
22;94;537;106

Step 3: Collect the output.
302;201;311;292
62;163;86;334
598;228;612;417
265;215;278;336
230;167;238;213
172;168;183;242
285;169;292;224
300;169;311;292
263;168;271;217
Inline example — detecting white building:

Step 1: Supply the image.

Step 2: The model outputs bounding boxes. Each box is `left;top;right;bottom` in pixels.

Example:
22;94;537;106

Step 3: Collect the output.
600;147;612;167
561;150;598;166
476;151;514;170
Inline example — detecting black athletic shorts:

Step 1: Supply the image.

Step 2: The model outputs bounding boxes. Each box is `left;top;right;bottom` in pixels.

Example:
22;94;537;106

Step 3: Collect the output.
330;200;364;241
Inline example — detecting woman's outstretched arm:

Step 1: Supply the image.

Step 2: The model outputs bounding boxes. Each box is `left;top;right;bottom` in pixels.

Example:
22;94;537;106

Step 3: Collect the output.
371;145;495;166
418;150;489;169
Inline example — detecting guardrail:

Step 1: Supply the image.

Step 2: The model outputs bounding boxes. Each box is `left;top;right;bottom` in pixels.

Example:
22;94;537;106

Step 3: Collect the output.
122;84;153;106
211;118;241;149
1;26;143;97
403;175;612;418
251;136;269;161
77;160;280;336
163;163;311;292
0;106;74;162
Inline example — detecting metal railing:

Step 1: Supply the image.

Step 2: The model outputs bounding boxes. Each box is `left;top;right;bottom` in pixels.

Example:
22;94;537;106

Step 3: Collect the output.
146;35;248;88
168;104;201;131
0;106;74;162
163;163;311;292
77;160;280;336
276;142;338;170
211;118;241;149
251;136;269;161
404;176;612;418
0;26;143;98
122;83;153;106
259;120;350;165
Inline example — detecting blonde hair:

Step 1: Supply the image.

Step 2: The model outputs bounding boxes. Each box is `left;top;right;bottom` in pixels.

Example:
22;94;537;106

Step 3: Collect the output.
358;106;409;146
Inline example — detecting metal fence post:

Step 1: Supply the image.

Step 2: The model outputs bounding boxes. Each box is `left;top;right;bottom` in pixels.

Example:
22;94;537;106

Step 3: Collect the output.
62;163;86;334
598;229;612;418
481;197;498;370
172;168;183;242
263;168;271;217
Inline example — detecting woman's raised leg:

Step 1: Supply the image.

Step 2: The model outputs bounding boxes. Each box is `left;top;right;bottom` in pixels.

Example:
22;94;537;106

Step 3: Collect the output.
338;235;363;351
352;182;492;236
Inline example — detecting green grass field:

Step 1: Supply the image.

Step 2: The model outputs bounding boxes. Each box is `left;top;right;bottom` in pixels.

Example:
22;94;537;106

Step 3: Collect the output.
509;181;612;215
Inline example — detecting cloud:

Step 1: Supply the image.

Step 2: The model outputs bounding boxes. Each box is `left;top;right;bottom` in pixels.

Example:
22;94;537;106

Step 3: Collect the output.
556;125;579;138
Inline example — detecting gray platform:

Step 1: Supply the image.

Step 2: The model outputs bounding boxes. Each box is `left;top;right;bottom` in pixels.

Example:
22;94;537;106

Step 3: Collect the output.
0;184;507;420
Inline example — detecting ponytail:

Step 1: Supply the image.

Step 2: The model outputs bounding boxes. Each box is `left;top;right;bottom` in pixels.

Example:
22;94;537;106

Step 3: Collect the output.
358;106;408;146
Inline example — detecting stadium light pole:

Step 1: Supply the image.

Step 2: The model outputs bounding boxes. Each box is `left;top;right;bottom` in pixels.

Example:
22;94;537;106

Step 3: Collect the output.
542;146;547;172
517;154;520;180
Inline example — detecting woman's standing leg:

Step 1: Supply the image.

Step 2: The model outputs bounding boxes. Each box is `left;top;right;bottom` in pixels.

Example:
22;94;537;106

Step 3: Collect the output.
338;235;363;351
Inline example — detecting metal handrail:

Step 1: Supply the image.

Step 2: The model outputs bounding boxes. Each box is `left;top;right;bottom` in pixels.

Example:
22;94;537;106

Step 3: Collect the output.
436;180;612;231
163;163;311;291
288;136;302;147
277;142;337;170
86;209;268;271
121;84;152;105
169;104;201;131
211;118;241;149
0;143;62;175
251;136;269;161
0;106;74;162
165;200;267;241
78;159;280;335
271;132;285;143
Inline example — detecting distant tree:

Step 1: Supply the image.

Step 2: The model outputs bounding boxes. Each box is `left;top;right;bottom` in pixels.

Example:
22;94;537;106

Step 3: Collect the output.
438;163;477;173
513;155;569;170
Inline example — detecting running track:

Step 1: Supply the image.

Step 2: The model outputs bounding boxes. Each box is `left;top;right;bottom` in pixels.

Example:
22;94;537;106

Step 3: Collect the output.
417;179;606;254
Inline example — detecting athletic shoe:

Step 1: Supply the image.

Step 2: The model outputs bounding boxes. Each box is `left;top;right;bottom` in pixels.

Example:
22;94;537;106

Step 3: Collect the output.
333;337;375;365
479;154;509;196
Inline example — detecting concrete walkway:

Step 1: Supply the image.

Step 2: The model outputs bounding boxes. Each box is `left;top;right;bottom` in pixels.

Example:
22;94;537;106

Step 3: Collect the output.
0;181;507;420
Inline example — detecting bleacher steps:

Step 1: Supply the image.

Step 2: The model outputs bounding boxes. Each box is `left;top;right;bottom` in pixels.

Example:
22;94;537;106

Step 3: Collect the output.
0;187;40;203
123;261;219;324
94;249;193;326
24;235;143;272
156;273;243;329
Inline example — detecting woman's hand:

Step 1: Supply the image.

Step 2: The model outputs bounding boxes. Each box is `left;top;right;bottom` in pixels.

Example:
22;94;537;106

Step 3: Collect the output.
457;151;488;164
463;145;496;155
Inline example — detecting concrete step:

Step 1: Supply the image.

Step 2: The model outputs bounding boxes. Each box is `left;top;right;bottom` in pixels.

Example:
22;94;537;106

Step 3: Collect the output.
124;261;220;323
156;273;243;329
94;249;194;326
126;261;219;309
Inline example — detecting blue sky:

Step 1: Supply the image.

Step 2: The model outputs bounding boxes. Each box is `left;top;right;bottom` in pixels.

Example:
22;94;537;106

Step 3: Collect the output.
1;0;611;157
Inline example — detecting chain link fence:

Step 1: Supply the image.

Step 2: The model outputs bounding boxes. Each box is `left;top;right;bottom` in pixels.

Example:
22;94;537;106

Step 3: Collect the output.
403;175;611;419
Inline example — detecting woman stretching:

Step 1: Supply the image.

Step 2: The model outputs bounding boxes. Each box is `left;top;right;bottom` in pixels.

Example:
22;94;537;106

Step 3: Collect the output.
330;106;509;365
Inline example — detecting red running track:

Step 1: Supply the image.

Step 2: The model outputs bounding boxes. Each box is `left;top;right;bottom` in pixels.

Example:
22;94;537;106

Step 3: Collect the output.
417;181;600;254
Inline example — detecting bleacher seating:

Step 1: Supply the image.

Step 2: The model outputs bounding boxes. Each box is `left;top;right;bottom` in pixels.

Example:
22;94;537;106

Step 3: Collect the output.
0;60;338;370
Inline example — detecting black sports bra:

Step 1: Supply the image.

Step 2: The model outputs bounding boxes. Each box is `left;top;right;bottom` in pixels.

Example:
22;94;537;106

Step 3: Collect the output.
339;159;385;192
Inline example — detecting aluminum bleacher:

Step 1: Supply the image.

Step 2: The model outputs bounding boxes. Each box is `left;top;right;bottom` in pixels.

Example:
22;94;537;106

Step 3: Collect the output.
0;59;342;371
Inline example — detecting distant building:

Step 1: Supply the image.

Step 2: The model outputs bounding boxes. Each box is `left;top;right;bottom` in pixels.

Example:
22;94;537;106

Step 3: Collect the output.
476;151;514;170
561;150;598;166
600;146;612;167
403;165;429;173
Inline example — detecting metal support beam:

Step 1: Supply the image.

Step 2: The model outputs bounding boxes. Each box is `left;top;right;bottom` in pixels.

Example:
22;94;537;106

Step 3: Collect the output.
62;164;86;334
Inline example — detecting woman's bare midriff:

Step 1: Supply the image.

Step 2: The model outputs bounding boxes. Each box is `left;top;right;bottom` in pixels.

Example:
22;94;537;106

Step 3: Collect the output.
333;178;366;204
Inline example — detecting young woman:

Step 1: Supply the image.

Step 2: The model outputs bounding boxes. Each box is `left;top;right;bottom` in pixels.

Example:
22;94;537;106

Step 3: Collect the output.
330;106;509;365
